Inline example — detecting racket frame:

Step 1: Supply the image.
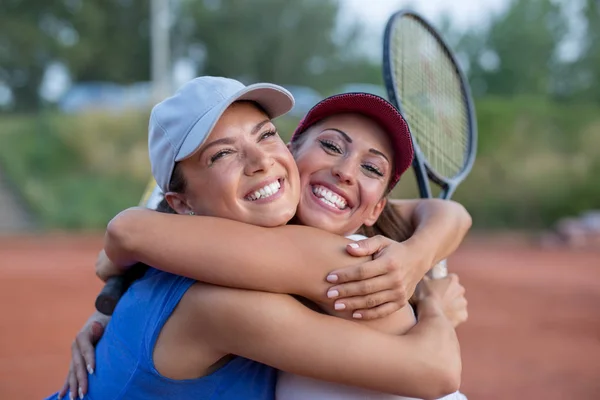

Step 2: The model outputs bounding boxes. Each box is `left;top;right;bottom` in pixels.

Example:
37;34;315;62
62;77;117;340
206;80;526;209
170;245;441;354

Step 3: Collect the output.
383;9;477;200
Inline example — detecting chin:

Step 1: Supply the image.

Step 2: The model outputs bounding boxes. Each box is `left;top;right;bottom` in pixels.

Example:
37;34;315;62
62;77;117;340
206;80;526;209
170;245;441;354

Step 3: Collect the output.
258;207;297;227
297;213;342;235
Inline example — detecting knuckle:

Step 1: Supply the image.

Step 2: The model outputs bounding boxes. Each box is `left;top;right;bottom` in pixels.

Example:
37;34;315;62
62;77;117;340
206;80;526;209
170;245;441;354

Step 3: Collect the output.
394;288;407;302
385;259;396;272
356;265;368;280
366;296;379;308
392;274;404;288
360;280;373;293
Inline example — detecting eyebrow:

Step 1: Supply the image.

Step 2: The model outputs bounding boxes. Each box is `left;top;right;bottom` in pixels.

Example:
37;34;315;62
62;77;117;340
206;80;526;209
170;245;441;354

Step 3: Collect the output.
322;127;390;164
198;119;273;158
251;119;272;135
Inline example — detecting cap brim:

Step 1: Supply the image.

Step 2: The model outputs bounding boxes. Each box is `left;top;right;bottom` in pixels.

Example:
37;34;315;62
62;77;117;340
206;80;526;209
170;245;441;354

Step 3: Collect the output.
292;93;414;189
176;83;294;161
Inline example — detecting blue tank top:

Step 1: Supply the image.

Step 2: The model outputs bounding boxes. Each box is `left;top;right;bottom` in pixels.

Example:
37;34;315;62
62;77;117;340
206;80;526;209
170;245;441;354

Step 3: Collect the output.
46;268;277;400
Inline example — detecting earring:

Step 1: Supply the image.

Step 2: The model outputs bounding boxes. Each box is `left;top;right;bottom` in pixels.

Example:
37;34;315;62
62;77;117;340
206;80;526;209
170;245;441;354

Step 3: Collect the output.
189;211;195;216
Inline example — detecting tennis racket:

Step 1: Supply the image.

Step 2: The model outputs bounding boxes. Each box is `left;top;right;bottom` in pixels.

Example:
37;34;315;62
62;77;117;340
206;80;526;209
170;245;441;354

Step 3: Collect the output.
383;10;477;279
94;179;163;315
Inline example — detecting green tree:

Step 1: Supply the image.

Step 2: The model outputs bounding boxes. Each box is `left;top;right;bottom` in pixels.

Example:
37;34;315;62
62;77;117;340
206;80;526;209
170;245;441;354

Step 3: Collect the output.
575;0;600;102
456;0;568;97
175;0;371;93
0;0;151;111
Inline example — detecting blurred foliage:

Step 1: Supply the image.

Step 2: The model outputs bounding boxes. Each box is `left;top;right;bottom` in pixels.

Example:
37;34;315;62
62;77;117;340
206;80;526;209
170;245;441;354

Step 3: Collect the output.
0;96;599;230
3;0;600;109
454;0;567;97
0;111;149;229
1;0;381;111
1;0;599;230
1;0;152;111
175;0;378;91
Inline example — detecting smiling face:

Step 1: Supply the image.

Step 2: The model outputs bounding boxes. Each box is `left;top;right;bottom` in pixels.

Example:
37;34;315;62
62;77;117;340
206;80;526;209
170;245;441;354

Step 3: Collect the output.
291;113;394;236
165;101;300;227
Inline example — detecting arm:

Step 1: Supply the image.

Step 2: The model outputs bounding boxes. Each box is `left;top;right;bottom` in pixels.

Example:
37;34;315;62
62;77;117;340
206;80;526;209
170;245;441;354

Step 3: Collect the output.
324;199;472;319
105;207;368;304
185;284;461;399
390;198;472;270
417;274;468;328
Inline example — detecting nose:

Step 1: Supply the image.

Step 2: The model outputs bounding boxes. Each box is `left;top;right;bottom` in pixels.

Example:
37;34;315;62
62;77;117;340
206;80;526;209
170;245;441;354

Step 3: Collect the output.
331;158;356;186
243;145;275;176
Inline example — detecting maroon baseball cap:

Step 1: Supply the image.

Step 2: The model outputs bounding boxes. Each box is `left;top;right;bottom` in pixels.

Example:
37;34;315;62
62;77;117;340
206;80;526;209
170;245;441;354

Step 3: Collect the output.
291;92;414;190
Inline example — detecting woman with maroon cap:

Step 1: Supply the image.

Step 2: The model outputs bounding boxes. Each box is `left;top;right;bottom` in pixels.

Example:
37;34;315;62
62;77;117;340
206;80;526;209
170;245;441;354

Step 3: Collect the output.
59;85;470;399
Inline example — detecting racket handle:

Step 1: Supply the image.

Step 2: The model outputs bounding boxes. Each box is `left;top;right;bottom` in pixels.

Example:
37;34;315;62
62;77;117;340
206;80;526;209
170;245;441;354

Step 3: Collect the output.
95;265;148;315
428;259;448;279
95;276;128;316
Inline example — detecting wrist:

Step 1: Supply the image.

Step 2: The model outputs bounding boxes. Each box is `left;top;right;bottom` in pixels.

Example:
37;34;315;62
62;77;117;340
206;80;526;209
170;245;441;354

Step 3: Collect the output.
404;234;437;276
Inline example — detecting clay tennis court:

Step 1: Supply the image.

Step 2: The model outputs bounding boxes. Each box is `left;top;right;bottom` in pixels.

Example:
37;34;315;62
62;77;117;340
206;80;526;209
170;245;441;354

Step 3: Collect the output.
1;234;598;399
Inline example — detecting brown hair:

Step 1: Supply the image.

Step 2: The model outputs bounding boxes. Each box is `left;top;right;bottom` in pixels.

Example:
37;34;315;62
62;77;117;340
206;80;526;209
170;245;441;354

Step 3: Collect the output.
156;162;186;214
357;200;413;243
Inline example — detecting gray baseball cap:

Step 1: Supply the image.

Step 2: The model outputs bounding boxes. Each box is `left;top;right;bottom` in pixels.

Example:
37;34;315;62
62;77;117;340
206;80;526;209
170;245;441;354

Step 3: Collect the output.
149;76;295;193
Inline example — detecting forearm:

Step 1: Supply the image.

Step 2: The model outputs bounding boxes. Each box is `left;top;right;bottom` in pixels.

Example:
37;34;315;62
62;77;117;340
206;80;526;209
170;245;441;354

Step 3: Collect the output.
392;199;472;274
105;208;368;301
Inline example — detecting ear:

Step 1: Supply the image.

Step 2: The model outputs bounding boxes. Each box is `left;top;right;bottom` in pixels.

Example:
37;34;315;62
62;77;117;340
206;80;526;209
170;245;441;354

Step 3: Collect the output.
362;197;387;227
164;192;193;215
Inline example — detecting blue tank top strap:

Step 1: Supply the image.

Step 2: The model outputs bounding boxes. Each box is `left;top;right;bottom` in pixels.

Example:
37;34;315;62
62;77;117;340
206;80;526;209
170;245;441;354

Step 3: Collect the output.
139;268;196;371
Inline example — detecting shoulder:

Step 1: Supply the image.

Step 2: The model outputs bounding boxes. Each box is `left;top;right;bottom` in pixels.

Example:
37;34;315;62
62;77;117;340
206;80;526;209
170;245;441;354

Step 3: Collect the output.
179;284;312;338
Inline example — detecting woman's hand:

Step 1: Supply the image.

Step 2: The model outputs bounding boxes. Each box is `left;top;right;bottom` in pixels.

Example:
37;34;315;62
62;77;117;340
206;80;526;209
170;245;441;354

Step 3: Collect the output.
417;274;468;328
95;249;125;282
58;312;110;400
324;235;434;320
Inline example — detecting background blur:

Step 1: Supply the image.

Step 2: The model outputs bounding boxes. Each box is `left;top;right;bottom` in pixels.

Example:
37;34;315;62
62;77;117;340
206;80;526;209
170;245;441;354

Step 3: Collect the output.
1;0;599;232
0;0;599;399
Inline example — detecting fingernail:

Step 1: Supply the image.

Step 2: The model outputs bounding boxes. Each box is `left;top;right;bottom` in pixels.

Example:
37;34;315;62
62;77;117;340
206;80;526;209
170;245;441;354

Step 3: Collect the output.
348;243;359;249
69;393;75;400
79;387;84;399
87;364;94;375
353;312;363;319
326;274;338;283
334;303;346;310
327;289;339;299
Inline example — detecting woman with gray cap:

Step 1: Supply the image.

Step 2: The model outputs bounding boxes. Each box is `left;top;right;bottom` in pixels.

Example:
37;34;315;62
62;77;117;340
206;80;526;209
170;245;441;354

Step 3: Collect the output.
53;76;468;400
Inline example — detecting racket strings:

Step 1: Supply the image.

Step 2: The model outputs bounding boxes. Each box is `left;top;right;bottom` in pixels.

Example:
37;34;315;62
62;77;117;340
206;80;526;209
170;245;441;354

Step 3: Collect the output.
391;16;469;179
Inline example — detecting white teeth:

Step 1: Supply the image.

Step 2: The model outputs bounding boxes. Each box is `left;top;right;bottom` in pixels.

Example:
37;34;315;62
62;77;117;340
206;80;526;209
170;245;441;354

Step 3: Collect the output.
311;185;347;210
246;180;282;201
